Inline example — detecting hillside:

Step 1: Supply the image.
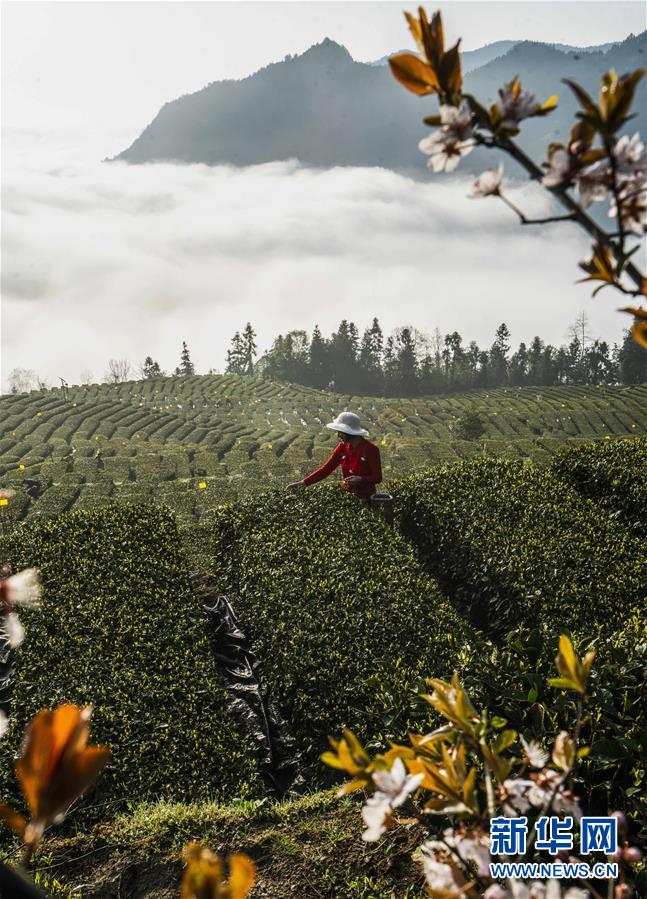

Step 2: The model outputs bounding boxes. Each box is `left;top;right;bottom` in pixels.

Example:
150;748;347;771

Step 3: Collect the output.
112;32;647;177
1;376;646;526
0;378;644;896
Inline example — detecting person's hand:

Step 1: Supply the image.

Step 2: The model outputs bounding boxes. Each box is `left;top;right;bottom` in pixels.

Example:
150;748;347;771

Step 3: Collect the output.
343;476;363;487
287;480;306;491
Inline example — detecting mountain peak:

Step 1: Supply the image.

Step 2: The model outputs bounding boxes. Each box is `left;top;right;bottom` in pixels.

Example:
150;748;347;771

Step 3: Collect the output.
301;38;353;62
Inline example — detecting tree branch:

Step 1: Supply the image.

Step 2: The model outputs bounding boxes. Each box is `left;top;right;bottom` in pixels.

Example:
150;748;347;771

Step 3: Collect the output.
494;134;644;291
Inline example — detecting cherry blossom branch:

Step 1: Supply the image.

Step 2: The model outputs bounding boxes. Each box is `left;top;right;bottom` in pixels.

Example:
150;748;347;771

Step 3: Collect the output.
493;132;644;291
605;133;627;267
498;194;577;226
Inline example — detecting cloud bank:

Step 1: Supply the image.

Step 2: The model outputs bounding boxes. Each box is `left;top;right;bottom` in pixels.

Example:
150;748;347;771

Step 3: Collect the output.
1;154;627;388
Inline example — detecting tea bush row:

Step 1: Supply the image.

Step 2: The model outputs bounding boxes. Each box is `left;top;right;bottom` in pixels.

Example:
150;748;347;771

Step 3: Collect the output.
393;458;646;639
0;505;261;821
551;436;647;537
208;486;475;769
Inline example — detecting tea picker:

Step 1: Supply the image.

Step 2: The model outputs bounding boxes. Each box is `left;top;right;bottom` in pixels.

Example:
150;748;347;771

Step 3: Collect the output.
287;411;393;522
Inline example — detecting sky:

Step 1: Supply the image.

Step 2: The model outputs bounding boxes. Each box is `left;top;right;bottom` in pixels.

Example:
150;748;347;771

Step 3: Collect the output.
2;1;645;387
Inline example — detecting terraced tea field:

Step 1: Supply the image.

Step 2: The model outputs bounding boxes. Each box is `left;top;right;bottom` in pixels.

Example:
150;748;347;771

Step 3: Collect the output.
1;375;645;525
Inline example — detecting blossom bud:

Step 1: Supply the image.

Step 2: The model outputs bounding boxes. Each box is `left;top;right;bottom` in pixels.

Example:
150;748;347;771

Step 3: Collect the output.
611;811;628;836
615;885;633;899
623;847;643;864
612;849;623;863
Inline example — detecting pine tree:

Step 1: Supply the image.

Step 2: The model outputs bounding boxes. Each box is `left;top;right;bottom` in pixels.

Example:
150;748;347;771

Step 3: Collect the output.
142;356;163;379
225;332;245;374
241;323;257;375
618;328;647;384
329;320;358;392
308;325;330;388
178;342;195;376
509;342;528;386
394;327;419;395
383;336;397;396
358;317;384;393
489;323;511;386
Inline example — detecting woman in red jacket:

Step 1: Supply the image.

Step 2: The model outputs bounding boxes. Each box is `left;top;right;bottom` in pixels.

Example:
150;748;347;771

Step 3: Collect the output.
287;411;382;499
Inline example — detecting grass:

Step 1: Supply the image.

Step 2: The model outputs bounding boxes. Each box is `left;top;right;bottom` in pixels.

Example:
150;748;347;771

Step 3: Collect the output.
23;791;427;898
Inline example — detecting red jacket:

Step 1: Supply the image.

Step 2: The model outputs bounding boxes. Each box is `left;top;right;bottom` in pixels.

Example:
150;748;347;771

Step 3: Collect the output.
303;438;382;497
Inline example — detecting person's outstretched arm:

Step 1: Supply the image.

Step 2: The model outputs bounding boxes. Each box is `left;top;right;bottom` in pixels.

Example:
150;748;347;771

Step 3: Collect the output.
287;442;344;489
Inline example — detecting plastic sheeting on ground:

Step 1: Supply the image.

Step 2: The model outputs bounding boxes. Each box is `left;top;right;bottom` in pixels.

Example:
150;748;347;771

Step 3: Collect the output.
193;573;305;798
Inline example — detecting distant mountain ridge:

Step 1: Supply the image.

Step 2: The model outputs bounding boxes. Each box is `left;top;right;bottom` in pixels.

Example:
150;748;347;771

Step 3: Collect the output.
367;39;620;71
112;32;646;177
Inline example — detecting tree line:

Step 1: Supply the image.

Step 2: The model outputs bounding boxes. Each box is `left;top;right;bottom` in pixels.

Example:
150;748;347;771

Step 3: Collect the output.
6;318;645;396
224;316;646;394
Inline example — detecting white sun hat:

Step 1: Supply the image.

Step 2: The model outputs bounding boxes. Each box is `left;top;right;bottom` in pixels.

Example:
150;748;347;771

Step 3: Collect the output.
326;411;369;437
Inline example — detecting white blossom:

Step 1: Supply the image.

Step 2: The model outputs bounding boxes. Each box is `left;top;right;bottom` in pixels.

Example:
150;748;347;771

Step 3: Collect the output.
371;757;424;806
576;160;612;207
613;133;647;179
609;176;647;236
419;101;476;173
484;886;509;899
361;794;394;842
526;770;582;819
497;82;539;129
500;777;535;815
470;163;504;198
0;710;8;740
520;736;549;768
4;568;42;608
4;612;25;648
419;849;464;895
360;758;423;842
542;148;573;188
509;883;589;899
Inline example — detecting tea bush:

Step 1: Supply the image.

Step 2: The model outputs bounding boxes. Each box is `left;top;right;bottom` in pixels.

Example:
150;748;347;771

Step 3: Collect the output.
208;486;475;765
0;505;261;820
394;458;646;638
551;436;647;537
459;611;646;828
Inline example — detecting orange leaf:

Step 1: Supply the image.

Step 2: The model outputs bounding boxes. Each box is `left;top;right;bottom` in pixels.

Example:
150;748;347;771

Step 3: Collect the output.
16;705;109;830
621;306;647;348
227;854;256;898
389;53;440;95
404;11;424;55
0;801;27;838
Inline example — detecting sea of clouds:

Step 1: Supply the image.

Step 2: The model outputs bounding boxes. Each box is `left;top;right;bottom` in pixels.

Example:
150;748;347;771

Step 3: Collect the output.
1;145;628;389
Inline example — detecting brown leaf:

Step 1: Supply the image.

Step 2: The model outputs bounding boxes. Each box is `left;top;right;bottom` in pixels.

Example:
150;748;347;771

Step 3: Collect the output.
404;11;424;55
0;801;27;838
16;705;110;835
621;306;647;348
388;53;440;95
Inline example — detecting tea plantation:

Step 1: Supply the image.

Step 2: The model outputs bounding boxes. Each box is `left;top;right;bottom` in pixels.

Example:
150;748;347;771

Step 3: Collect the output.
0;376;645;897
0;376;646;526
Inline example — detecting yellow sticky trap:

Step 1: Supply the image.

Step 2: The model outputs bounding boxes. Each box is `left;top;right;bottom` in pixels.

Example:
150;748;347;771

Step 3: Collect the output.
198;482;207;489
0;499;8;507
